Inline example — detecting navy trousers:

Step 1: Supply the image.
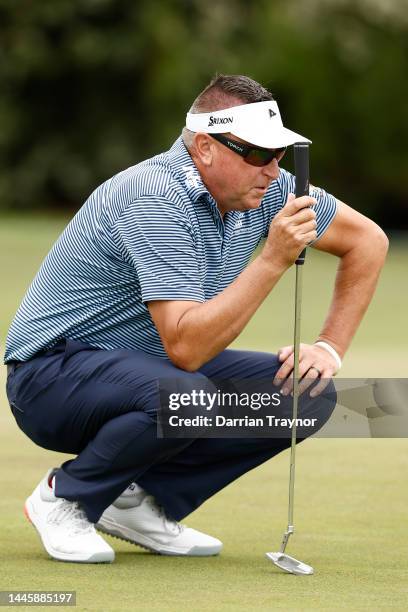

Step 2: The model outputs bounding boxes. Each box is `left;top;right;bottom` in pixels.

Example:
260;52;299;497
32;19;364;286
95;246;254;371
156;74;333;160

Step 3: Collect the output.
6;339;336;523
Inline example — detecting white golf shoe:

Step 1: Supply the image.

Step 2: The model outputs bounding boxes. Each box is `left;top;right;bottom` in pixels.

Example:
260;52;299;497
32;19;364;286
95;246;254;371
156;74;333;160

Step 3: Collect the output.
24;469;114;563
96;484;222;556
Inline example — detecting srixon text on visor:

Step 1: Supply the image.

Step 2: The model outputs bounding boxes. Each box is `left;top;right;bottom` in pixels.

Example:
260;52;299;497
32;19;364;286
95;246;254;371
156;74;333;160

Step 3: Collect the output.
208;116;233;126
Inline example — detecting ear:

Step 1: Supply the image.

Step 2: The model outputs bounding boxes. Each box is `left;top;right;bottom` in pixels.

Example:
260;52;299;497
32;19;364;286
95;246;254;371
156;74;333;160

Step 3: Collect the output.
193;133;215;167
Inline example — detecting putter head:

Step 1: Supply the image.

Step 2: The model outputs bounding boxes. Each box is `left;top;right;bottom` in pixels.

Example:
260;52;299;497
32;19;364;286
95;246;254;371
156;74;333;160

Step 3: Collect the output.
266;552;314;575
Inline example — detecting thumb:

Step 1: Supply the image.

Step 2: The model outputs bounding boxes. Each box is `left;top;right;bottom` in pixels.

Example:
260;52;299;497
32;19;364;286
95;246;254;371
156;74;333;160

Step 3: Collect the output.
281;193;296;215
278;345;294;361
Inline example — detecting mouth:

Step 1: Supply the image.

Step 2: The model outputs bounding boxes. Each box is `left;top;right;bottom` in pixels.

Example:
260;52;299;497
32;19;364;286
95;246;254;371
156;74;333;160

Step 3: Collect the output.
253;186;268;194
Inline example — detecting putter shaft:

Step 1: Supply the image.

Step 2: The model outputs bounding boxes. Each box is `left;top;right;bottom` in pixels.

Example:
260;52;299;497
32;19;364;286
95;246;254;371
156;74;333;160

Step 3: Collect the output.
280;263;303;554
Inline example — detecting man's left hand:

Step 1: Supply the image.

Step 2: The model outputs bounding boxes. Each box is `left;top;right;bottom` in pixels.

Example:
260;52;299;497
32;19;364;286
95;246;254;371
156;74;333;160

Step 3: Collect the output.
273;343;339;397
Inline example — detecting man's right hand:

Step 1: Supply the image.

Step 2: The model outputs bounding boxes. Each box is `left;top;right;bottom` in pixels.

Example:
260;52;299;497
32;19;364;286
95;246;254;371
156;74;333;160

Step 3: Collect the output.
261;193;318;269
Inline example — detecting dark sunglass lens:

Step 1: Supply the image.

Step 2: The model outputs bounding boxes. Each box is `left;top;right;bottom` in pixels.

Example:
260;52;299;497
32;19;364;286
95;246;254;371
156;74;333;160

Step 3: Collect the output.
245;147;287;166
245;149;274;167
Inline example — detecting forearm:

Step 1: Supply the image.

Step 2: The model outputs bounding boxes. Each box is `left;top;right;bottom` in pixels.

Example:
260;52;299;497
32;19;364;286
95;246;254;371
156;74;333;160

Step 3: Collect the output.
316;234;388;358
174;254;287;370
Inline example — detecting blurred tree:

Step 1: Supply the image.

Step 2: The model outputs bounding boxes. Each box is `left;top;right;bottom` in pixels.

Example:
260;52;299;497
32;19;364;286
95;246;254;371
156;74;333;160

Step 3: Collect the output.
0;0;406;228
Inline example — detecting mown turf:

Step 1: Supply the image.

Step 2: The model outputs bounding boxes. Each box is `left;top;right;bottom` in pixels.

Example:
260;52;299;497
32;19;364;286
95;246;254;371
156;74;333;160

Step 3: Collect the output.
1;406;407;611
0;215;407;610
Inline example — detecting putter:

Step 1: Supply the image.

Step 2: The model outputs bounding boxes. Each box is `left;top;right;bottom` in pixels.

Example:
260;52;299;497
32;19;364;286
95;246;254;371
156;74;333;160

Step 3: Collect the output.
266;143;314;576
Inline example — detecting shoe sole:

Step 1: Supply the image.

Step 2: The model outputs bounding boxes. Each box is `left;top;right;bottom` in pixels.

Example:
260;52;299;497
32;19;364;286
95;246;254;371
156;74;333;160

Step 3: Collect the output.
96;516;221;557
24;499;114;564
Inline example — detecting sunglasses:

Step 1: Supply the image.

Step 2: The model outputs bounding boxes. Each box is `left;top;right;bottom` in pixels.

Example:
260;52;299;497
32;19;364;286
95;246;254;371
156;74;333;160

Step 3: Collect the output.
210;134;286;167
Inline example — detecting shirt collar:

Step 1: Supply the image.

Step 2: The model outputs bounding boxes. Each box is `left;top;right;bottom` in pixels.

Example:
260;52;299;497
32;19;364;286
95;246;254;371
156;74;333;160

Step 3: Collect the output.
167;137;212;205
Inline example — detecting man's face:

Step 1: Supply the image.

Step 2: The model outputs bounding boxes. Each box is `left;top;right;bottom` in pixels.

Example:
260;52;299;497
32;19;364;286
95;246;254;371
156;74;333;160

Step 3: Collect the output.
198;133;282;216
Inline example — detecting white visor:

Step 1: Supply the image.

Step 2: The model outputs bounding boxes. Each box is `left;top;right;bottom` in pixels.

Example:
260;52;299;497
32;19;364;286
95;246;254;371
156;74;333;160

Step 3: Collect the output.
186;100;311;149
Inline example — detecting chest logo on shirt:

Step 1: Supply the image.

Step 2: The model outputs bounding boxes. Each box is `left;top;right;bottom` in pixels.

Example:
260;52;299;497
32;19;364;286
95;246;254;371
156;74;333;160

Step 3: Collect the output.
233;214;249;235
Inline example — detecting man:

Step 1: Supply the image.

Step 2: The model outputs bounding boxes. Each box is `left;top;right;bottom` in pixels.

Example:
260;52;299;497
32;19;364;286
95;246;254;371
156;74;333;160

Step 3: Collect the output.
4;74;388;563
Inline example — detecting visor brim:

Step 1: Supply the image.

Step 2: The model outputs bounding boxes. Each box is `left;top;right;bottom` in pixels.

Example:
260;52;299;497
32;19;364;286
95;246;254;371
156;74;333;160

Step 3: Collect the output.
230;126;311;149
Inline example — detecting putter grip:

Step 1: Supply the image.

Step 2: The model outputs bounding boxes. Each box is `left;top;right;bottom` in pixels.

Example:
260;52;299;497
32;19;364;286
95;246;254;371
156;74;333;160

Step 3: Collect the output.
294;143;310;265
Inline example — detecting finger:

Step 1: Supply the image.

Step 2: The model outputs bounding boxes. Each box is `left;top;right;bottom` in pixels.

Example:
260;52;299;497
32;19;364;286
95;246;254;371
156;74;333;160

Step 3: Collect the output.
277;345;293;362
280;370;294;396
298;365;320;395
283;360;316;396
279;349;314;395
273;354;295;388
291;209;317;226
282;195;317;216
309;376;332;398
274;344;312;390
280;193;296;212
300;230;318;245
296;220;317;235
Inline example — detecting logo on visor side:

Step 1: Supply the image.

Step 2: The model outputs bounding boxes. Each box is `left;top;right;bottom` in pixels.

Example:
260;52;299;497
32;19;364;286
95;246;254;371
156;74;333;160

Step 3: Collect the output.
228;141;245;153
208;116;233;127
268;109;276;118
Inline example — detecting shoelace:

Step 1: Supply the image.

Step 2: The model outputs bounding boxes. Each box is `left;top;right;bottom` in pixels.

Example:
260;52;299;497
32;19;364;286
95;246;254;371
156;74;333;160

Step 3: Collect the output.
47;500;94;535
145;496;184;535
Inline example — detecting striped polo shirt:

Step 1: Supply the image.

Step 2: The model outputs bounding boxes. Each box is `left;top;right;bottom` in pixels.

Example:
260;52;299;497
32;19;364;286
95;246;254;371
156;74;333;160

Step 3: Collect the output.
4;137;337;363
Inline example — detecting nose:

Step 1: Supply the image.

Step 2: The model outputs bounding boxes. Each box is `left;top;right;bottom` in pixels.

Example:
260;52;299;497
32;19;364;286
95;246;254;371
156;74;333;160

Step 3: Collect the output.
262;158;279;179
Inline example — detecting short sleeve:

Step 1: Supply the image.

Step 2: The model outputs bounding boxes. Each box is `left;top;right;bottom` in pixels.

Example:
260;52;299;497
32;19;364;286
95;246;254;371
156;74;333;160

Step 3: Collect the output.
113;196;205;302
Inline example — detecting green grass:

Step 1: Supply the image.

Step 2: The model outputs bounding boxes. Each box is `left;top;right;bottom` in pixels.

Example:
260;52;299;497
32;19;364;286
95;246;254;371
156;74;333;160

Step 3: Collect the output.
0;215;70;340
1;215;407;610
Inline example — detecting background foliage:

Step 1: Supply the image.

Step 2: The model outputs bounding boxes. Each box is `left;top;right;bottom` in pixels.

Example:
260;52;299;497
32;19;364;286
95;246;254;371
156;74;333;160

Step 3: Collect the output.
1;0;407;228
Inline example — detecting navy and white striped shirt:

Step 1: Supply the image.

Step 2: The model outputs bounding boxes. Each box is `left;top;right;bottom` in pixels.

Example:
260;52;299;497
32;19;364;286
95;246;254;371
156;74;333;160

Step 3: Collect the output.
4;137;337;363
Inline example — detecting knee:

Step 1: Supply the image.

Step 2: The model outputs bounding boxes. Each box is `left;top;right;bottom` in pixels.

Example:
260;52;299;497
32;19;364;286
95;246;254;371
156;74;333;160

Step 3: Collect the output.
150;371;216;420
297;379;337;436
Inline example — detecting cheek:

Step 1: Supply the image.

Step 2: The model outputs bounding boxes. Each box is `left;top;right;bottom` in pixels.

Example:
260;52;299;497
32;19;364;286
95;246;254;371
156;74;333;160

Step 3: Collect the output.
227;166;257;190
219;166;241;189
216;159;257;193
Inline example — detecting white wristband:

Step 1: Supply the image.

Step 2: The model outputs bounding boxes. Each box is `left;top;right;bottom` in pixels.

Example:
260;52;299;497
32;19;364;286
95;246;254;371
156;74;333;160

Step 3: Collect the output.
314;341;342;371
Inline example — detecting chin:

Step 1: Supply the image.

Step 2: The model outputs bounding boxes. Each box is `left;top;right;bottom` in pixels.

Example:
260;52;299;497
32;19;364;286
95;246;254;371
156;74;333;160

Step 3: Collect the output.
243;197;263;210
